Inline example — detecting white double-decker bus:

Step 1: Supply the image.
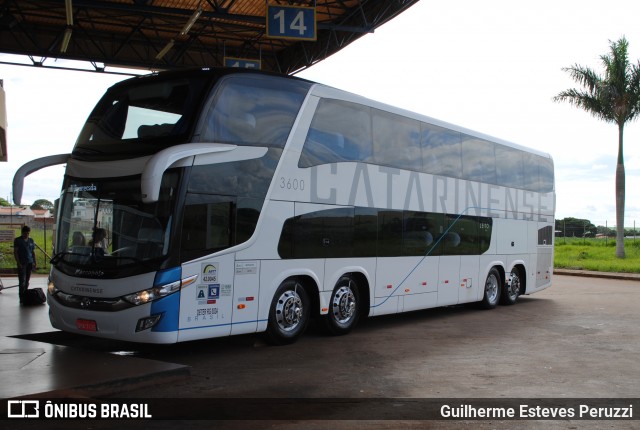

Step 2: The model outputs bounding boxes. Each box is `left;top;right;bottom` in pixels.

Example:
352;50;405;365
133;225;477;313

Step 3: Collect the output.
14;68;554;344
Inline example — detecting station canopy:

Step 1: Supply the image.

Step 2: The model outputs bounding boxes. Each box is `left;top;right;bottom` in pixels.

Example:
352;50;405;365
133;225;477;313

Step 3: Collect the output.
0;0;418;75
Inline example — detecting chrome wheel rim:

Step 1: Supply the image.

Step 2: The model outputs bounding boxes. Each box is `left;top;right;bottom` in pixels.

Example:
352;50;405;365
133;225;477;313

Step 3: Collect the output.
507;271;520;301
485;273;499;304
331;284;356;324
275;288;303;332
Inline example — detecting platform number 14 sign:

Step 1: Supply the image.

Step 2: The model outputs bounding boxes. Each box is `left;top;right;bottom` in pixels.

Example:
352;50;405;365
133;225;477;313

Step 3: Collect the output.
267;5;316;40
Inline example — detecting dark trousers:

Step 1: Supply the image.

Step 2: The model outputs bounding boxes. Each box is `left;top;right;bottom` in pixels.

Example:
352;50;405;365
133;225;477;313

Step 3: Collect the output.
17;263;33;303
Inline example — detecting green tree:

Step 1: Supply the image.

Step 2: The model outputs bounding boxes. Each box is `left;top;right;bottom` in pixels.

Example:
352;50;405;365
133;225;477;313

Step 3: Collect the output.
556;217;596;237
30;199;54;211
0;197;9;207
554;37;640;258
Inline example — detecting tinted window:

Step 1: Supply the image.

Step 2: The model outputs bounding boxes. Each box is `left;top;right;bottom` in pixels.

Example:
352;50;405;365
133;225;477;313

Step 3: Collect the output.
181;194;234;261
75;76;208;156
278;207;493;259
201;75;309;148
421;123;462;178
539;156;554;192
299;99;373;167
495;145;524;189
237;198;264;244
403;211;442;256
354;207;378;257
298;99;553;193
279;207;354;259
522;152;540;192
377;210;403;257
462;136;496;184
187;148;282;198
372;109;422;171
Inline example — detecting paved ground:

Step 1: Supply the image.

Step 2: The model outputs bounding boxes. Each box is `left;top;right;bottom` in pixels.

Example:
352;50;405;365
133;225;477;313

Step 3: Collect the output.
1;273;639;429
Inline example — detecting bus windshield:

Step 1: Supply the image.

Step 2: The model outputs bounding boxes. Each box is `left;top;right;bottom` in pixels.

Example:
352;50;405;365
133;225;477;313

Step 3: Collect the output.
74;72;210;157
54;171;179;277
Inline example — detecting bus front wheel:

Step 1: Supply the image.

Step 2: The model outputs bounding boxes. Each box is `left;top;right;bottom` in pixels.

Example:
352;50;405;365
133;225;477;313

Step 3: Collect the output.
266;279;310;345
324;276;360;336
480;268;502;309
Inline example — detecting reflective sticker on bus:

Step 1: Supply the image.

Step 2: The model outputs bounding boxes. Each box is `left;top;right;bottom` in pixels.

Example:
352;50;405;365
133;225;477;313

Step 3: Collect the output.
202;263;219;283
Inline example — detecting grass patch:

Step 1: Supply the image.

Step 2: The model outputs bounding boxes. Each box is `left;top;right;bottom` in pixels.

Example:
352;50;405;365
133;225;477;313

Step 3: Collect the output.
554;237;640;273
0;227;54;274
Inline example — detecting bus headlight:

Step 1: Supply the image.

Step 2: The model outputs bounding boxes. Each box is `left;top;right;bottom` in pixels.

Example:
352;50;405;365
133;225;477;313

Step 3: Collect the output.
123;280;181;306
48;280;58;296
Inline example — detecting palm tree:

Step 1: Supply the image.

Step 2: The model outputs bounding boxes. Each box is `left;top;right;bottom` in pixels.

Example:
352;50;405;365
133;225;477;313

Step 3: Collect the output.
554;37;640;258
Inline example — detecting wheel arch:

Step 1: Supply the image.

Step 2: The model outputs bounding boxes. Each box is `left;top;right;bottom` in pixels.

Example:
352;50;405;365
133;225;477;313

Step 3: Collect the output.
343;271;371;318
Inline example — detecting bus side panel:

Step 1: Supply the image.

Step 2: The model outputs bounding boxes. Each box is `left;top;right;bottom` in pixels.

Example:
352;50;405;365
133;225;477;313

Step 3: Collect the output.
535;246;553;290
437;255;460;306
496;218;529;255
374;257;435;297
458;255;480;304
401;293;437;313
231;259;260;335
177;254;235;342
324;258;376;294
373;257;435;315
398;256;439;312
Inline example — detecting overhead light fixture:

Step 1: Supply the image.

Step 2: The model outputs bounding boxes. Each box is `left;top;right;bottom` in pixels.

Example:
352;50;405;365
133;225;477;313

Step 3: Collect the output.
155;40;175;60
156;4;202;61
61;0;73;53
180;6;203;36
60;27;73;53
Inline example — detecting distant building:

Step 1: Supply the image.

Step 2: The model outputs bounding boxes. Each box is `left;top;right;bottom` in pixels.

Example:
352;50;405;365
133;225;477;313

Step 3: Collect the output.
0;206;54;229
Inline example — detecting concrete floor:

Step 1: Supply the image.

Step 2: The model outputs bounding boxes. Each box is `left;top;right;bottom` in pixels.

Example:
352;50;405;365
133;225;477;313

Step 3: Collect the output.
0;275;189;399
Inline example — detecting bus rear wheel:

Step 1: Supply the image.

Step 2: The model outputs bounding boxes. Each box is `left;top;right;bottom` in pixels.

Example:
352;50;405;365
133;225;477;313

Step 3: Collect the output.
501;267;521;305
480;268;502;309
324;276;360;336
266;279;310;345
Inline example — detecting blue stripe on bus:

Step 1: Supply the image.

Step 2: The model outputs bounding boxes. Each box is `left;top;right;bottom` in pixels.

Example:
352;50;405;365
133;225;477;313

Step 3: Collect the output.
150;292;180;332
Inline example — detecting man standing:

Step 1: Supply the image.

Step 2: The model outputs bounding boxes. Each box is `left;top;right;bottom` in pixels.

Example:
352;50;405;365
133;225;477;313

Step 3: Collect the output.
14;225;37;304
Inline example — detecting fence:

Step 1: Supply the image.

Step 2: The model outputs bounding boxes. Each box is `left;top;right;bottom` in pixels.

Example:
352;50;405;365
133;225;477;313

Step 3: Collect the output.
0;221;54;274
555;220;640;245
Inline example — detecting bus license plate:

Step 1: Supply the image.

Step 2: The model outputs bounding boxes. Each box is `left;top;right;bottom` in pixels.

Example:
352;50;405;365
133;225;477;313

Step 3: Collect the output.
76;319;98;332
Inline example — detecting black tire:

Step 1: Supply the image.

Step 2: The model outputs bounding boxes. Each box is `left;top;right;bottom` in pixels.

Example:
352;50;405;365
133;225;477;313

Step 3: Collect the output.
324;276;360;336
480;267;502;309
500;267;521;305
265;279;310;345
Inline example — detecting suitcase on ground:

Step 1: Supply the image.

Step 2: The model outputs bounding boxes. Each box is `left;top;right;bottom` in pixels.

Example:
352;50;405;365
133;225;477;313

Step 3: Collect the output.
23;287;46;305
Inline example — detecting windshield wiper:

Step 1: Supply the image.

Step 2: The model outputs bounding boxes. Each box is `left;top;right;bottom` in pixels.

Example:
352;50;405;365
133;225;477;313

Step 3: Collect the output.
50;250;90;265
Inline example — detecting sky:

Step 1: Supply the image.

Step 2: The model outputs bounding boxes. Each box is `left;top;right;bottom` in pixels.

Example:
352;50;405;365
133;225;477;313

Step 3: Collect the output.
2;0;640;227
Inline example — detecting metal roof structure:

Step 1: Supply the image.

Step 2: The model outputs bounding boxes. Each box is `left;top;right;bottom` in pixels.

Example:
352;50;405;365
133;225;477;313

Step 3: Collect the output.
0;0;418;75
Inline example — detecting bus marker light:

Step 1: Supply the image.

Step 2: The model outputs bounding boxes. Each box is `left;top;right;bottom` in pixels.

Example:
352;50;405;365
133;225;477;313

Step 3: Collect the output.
387;285;393;289
422;282;427;286
246;296;254;301
237;304;246;309
77;319;97;332
136;314;163;332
